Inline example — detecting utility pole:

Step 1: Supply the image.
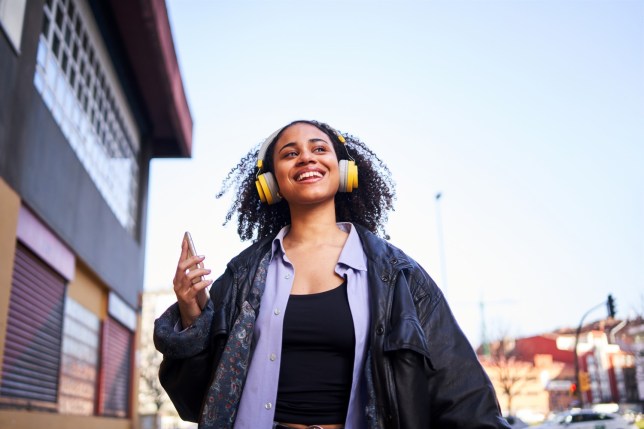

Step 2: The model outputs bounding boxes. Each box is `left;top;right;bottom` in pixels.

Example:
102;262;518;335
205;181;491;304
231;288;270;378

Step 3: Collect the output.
479;296;514;356
573;295;617;407
435;192;448;297
480;299;489;356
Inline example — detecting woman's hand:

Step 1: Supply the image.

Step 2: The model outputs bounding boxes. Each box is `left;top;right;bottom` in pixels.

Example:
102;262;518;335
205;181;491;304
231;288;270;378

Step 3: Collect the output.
173;238;213;329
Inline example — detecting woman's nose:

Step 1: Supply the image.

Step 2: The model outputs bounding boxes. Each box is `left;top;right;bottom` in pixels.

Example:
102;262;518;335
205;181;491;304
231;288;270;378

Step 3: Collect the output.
296;149;315;164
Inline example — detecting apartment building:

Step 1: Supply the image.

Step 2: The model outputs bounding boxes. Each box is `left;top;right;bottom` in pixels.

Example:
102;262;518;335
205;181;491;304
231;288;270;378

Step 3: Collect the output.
0;1;191;427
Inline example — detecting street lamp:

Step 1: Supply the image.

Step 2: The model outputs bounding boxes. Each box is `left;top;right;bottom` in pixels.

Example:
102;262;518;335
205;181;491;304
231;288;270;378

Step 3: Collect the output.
435;192;448;296
573;294;617;407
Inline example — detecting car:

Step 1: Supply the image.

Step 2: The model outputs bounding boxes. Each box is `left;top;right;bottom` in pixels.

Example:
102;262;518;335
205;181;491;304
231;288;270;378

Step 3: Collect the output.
532;409;637;429
504;415;529;428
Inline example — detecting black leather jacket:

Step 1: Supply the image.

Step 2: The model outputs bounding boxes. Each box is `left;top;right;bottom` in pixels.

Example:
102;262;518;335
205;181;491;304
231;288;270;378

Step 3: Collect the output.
155;224;510;428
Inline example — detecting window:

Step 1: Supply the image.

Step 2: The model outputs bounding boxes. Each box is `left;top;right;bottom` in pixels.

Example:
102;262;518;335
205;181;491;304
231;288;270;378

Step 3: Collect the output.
0;243;66;410
58;297;100;415
33;0;140;234
0;0;27;52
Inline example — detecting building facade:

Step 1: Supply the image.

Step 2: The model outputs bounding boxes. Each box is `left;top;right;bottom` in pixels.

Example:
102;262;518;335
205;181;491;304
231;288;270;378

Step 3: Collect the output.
139;290;196;429
0;0;192;428
480;320;644;422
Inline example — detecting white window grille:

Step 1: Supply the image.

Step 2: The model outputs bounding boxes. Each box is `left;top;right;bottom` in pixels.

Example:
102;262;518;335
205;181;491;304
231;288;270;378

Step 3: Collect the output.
34;0;140;234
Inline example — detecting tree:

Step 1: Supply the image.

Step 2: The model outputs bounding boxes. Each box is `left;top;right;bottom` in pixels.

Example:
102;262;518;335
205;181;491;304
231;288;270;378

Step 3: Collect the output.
138;345;168;414
137;291;183;428
484;336;531;415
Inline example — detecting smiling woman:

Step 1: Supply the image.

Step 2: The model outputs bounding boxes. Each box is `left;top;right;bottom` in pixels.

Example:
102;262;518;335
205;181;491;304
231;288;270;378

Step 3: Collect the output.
272;124;343;206
153;119;511;429
218;120;394;241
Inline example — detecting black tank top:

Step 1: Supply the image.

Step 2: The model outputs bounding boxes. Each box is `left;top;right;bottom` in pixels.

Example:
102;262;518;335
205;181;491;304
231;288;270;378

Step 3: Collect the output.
274;281;355;425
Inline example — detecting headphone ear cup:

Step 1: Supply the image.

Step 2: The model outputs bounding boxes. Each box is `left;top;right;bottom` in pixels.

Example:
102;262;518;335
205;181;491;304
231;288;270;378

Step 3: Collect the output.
255;179;267;203
348;160;358;192
338;160;358;193
338;160;347;192
256;172;282;204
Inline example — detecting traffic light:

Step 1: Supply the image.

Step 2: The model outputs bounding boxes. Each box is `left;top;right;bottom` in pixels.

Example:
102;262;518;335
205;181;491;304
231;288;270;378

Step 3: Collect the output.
569;382;577;396
579;371;591;392
607;294;616;318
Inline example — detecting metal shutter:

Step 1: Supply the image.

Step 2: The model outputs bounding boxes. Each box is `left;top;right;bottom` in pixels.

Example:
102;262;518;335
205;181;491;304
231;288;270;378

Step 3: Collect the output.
0;243;66;408
58;297;100;415
98;318;132;417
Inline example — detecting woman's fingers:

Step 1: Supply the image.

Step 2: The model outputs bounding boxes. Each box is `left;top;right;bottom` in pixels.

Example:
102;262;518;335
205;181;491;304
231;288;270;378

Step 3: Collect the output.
191;277;213;293
195;281;211;310
174;278;211;300
178;254;205;273
177;237;189;266
186;267;211;284
173;240;190;283
172;237;212;328
173;242;210;300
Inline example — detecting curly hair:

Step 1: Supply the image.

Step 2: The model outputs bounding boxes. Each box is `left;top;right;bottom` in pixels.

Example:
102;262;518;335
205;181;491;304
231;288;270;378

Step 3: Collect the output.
216;120;396;241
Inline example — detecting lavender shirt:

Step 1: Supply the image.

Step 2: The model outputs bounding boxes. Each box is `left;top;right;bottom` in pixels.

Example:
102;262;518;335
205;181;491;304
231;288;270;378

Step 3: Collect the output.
233;223;370;429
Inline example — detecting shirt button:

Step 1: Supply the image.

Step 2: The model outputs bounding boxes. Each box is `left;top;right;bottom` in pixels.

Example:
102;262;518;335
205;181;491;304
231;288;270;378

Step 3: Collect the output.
285;273;291;279
269;353;276;361
265;402;272;410
274;308;280;315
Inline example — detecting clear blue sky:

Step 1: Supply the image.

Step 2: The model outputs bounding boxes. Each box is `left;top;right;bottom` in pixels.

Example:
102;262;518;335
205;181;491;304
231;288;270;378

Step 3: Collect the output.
144;0;644;347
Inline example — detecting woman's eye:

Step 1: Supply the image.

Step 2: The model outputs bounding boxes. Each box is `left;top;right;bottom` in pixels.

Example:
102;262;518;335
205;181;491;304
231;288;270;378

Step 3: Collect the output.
284;151;298;158
313;146;327;153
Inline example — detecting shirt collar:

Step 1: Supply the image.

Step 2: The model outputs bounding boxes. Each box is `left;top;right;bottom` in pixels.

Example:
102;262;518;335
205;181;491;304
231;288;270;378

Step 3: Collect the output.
270;222;367;272
336;222;368;271
270;225;291;263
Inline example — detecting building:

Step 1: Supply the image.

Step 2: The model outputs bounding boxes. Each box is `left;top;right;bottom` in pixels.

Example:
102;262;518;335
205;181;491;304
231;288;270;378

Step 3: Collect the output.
479;335;569;422
480;319;643;422
555;319;641;407
139;290;196;429
0;0;191;428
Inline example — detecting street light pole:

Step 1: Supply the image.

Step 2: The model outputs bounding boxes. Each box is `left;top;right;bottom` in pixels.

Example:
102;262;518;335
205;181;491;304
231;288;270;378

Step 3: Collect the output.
573;301;608;407
435;192;448;297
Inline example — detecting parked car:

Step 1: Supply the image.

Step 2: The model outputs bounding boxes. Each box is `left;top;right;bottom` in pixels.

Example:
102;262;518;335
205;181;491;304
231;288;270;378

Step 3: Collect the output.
533;409;637;429
504;415;529;428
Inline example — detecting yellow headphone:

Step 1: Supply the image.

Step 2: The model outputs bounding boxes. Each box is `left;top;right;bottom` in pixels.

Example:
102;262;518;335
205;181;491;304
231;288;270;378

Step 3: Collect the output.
255;123;358;205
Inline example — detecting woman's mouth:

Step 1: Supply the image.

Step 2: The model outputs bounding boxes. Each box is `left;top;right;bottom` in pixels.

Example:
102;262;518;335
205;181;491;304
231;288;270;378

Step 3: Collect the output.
295;171;324;181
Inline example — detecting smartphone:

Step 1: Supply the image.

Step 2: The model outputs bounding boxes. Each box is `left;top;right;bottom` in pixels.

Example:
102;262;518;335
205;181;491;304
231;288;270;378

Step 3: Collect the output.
183;231;204;284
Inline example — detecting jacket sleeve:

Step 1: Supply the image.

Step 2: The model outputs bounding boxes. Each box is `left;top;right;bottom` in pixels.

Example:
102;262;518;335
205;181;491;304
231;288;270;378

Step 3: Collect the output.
397;264;510;428
153;300;216;422
153;268;235;422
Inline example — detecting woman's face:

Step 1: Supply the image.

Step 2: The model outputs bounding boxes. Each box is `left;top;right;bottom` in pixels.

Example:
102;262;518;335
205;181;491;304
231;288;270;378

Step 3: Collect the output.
271;123;340;207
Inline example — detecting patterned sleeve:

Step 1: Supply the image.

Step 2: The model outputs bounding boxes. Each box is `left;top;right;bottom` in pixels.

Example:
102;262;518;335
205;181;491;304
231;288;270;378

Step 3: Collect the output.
153;299;214;359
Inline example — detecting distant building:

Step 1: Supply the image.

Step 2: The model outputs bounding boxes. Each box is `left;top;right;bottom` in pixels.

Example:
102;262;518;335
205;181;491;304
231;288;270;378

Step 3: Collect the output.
479;318;643;421
0;1;191;428
479;335;569;422
139;289;197;429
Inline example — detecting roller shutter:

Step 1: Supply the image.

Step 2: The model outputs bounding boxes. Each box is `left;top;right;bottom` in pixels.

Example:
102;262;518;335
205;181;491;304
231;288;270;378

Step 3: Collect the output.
0;243;66;409
97;318;132;417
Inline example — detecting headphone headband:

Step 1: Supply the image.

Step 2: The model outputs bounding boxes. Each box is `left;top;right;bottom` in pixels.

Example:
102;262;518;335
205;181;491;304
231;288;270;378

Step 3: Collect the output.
257;127;284;170
256;121;347;171
254;121;357;204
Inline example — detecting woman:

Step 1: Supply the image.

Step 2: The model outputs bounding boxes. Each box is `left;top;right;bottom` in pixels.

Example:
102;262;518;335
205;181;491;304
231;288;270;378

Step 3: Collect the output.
154;120;510;429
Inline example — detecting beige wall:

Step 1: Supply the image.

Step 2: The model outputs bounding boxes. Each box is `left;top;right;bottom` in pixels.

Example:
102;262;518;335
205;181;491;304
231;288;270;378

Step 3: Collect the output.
0;179;20;382
0;179;137;428
481;354;565;417
67;260;108;319
0;411;131;429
